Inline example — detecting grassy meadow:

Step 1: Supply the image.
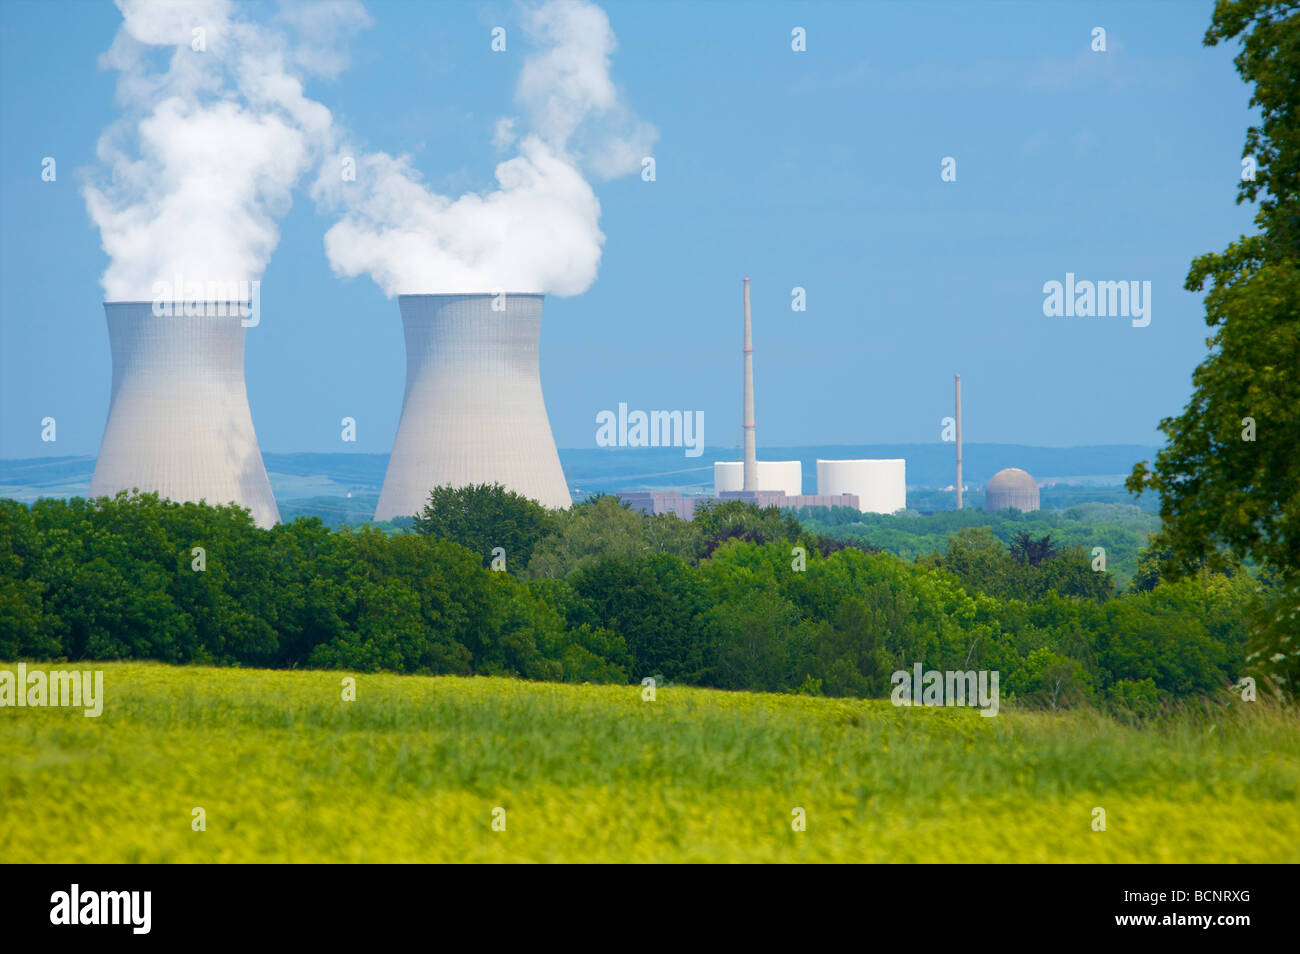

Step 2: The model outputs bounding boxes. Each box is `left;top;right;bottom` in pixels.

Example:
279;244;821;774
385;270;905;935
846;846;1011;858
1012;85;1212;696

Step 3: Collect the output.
1;662;1297;863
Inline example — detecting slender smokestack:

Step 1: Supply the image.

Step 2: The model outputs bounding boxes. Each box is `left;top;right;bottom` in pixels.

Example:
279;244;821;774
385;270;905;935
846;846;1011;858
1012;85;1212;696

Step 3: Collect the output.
89;301;280;528
374;293;571;520
955;373;963;510
742;278;757;491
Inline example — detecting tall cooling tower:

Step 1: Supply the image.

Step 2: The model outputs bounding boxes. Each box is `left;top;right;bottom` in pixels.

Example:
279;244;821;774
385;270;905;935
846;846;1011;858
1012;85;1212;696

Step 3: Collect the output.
89;301;280;528
374;294;571;520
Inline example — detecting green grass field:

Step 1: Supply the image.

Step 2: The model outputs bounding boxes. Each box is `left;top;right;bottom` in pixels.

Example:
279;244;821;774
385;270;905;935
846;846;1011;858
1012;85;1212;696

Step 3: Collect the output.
2;662;1297;862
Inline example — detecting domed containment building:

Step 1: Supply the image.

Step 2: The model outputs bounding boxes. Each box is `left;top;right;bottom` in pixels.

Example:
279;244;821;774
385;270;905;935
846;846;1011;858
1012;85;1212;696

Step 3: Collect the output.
985;467;1040;512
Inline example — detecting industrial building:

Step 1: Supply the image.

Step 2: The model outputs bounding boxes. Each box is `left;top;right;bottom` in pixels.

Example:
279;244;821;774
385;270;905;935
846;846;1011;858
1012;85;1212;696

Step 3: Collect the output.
817;458;906;514
375;293;571;520
713;460;802;496
985;467;1040;512
709;278;906;514
89;301;280;529
619;491;701;520
619;278;905;519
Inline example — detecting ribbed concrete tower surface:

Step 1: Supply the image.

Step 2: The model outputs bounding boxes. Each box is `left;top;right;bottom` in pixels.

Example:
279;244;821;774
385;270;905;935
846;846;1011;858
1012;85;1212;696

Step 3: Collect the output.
89;301;280;528
374;293;571;520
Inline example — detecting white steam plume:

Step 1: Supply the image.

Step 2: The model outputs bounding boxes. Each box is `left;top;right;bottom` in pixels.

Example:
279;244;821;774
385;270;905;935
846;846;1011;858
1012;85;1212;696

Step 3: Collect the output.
314;0;656;297
84;0;369;301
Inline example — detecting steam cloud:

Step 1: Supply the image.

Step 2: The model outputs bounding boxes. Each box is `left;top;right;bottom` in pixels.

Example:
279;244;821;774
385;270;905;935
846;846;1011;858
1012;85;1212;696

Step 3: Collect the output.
314;0;657;297
84;0;368;301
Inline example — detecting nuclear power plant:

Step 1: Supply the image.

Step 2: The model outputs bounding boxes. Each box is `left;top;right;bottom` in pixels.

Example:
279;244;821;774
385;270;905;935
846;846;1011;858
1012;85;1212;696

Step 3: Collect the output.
623;278;908;519
83;285;1037;528
716;278;906;514
374;293;572;520
89;301;280;529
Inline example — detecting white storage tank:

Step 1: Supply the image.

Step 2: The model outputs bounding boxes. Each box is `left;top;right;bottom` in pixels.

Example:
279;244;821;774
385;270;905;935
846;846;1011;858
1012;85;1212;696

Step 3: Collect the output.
713;460;802;496
816;459;906;514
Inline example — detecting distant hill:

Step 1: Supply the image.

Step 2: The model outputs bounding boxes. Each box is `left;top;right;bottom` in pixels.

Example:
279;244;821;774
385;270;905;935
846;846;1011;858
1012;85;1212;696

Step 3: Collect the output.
1;444;1156;503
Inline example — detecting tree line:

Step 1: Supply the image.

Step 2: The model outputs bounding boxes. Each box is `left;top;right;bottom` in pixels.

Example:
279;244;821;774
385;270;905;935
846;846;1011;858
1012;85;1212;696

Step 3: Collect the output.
0;486;1267;712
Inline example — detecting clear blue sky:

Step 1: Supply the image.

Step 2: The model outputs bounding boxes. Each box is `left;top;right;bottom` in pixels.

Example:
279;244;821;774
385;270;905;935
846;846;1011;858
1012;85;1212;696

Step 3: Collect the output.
0;0;1255;459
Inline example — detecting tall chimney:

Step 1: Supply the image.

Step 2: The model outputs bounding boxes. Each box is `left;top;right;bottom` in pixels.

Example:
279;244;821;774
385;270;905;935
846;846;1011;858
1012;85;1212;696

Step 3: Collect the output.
955;372;963;510
90;301;280;528
742;278;757;491
374;293;571;521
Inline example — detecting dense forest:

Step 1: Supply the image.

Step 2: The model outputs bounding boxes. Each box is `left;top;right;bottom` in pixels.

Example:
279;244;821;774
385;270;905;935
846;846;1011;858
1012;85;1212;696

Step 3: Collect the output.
797;501;1161;586
1;486;1269;714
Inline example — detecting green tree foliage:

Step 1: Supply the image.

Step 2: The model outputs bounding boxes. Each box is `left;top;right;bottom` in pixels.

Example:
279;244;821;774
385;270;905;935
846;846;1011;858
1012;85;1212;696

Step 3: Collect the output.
800;502;1158;586
0;492;1256;710
412;483;557;573
1009;532;1060;567
932;528;1113;603
524;494;694;578
1127;1;1300;700
567;554;711;682
692;499;805;557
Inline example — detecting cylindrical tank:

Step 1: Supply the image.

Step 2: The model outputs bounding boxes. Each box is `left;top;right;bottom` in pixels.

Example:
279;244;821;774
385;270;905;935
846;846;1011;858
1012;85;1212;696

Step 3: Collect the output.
89;301;280;528
816;459;906;514
714;460;802;496
374;293;571;520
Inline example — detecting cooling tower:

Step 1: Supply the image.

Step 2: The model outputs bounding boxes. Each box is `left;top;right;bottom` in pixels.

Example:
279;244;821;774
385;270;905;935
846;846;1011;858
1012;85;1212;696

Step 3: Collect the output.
714;460;802;496
89;301;280;528
374;293;571;520
817;459;906;514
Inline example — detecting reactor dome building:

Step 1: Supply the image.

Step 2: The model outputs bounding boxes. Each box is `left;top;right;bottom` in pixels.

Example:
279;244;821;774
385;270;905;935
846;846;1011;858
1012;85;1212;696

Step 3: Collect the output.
374;293;571;521
985;467;1040;512
89;301;281;529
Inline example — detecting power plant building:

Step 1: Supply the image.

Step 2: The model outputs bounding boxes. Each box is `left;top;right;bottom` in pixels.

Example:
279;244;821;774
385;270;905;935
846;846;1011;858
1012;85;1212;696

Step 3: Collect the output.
984;467;1040;512
375;293;571;520
619;491;701;521
713;460;802;496
89;301;280;529
617;278;904;521
817;459;907;514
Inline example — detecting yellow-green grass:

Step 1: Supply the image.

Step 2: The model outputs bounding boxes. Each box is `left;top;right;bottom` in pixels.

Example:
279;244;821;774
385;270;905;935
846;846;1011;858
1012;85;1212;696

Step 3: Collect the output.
1;662;1297;862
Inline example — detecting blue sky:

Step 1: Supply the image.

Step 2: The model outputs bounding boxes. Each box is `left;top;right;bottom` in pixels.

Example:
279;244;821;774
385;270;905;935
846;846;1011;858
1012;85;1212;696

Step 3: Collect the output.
0;0;1256;459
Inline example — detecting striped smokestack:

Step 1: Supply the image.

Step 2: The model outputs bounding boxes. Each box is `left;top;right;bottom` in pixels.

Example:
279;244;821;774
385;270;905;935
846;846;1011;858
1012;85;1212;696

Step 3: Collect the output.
955;372;963;510
742;278;757;491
